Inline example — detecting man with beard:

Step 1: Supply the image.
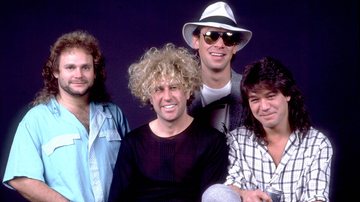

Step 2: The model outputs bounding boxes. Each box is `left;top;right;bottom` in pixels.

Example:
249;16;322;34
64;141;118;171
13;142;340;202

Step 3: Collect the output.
3;30;130;202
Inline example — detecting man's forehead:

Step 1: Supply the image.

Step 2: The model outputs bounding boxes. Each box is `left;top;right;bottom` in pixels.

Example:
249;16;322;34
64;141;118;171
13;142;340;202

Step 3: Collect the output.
249;88;278;95
59;47;92;57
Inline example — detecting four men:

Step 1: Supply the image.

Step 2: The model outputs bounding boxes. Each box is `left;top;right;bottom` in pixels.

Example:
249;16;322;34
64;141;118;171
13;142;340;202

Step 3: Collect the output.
3;2;332;202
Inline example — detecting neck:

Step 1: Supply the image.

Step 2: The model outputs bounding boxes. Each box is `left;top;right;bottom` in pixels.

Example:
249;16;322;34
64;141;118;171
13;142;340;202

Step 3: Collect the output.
56;94;90;132
56;93;89;111
264;124;291;167
264;124;291;145
201;66;231;88
150;114;193;138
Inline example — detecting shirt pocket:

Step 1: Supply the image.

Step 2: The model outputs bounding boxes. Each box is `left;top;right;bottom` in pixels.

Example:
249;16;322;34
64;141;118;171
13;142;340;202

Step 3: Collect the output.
98;130;122;169
99;129;122;142
42;134;81;156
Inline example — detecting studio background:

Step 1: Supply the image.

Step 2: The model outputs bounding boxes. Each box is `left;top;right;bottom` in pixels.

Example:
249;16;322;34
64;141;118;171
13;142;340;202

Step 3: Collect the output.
0;0;358;201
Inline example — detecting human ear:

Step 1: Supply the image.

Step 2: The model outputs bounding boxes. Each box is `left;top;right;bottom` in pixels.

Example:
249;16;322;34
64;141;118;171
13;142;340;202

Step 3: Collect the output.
53;71;59;78
232;46;238;54
192;35;200;49
185;90;191;100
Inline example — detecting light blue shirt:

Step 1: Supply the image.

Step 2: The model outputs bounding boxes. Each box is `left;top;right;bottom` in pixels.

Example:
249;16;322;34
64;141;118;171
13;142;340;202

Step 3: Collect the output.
3;98;130;202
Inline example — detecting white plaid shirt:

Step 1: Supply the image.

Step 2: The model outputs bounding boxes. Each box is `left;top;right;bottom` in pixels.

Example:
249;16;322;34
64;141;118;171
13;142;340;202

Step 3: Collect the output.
225;127;333;202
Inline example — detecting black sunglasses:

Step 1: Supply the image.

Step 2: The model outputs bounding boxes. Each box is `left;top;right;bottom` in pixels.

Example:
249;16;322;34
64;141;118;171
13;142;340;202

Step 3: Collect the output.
202;31;241;47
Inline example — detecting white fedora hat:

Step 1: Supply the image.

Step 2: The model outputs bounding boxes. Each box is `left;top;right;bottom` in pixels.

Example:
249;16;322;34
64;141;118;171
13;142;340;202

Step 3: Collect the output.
182;1;252;51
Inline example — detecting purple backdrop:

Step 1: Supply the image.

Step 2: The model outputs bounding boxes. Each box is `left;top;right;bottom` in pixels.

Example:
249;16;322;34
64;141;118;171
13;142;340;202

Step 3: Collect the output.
0;0;358;201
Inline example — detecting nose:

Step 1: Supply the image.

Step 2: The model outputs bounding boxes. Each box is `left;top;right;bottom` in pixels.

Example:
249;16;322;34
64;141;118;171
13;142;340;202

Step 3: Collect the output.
74;67;83;78
259;99;270;111
214;37;225;47
163;88;172;100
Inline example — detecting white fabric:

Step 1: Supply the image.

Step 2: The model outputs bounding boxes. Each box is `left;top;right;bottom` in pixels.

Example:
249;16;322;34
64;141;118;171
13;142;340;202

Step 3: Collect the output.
201;81;231;106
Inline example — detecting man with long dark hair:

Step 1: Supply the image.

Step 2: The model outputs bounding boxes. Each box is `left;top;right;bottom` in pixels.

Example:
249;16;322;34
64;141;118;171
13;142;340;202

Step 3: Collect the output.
202;57;333;202
3;30;130;202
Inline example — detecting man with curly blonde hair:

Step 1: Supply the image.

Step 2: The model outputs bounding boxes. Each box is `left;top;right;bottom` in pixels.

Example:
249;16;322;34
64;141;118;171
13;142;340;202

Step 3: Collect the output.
109;43;229;201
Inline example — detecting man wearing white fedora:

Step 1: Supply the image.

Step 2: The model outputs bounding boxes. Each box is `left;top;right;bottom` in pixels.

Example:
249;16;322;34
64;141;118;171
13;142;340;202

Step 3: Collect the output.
182;1;252;134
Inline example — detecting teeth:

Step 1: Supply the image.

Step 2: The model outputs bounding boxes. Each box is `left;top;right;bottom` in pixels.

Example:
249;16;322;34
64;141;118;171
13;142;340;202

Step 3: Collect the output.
164;105;175;109
210;53;224;56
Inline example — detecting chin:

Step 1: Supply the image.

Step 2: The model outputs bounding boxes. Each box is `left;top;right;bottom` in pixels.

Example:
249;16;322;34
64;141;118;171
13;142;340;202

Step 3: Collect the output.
262;122;277;129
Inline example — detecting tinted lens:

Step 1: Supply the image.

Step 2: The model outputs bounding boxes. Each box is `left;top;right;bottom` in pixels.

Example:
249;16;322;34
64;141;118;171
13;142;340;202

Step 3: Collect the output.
203;31;241;46
203;31;221;45
222;32;241;46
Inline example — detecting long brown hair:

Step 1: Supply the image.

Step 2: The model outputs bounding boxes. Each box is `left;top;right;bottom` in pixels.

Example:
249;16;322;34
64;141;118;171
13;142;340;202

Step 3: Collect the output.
240;57;311;143
32;30;110;105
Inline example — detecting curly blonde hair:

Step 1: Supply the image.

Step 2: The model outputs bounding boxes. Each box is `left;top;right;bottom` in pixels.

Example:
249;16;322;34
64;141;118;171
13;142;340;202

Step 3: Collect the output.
128;43;201;106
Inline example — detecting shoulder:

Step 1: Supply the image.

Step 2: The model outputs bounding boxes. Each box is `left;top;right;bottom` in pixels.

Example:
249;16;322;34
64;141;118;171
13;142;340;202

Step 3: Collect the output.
128;124;148;134
231;69;242;81
307;127;331;143
95;102;127;119
13;103;55;136
228;127;250;139
22;103;52;120
302;127;333;150
125;124;149;139
187;119;226;142
226;127;255;146
98;102;123;111
191;119;223;135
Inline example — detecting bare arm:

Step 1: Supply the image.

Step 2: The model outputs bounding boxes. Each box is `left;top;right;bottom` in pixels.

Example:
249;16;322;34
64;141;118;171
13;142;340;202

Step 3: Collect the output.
8;177;69;202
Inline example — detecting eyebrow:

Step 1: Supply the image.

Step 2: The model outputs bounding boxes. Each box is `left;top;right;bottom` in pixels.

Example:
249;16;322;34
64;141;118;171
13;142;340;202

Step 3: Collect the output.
63;63;92;67
248;90;277;96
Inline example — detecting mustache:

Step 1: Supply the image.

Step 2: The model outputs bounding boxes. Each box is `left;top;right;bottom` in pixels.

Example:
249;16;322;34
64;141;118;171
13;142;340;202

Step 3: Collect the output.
69;79;88;84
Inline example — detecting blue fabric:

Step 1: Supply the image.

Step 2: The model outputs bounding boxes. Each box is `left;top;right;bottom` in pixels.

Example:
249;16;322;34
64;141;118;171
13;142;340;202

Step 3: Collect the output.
3;98;130;202
202;184;241;202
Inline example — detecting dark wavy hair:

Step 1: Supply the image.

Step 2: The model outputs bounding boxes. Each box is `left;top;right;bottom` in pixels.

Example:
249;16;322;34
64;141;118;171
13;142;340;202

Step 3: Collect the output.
32;30;110;105
240;57;311;144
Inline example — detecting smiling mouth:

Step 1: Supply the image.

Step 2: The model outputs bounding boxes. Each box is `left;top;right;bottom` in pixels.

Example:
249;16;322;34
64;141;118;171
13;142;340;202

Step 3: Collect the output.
260;112;275;117
163;104;176;109
210;52;225;57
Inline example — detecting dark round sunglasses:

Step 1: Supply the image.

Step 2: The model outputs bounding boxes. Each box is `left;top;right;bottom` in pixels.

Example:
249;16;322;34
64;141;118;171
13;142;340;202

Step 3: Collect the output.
202;31;241;47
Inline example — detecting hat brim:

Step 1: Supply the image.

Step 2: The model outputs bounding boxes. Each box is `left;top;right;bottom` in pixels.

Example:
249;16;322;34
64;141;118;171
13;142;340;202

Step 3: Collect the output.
182;22;252;51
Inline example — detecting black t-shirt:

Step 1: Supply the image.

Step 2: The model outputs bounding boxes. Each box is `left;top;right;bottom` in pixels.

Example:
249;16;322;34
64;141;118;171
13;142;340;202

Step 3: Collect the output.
108;119;229;202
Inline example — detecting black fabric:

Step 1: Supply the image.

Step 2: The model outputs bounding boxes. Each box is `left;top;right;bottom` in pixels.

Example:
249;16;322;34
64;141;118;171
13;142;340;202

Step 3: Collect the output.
200;16;237;27
108;119;229;202
188;70;243;133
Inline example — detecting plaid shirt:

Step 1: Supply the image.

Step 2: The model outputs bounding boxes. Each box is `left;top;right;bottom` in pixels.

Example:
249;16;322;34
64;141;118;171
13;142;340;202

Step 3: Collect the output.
225;127;333;202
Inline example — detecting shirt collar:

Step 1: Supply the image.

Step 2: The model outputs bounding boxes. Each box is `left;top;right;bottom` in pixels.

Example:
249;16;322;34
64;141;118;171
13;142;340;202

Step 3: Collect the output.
46;97;112;119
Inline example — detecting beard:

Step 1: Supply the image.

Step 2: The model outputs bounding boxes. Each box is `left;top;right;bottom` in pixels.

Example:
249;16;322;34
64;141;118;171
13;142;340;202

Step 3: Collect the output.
59;79;93;97
63;86;90;97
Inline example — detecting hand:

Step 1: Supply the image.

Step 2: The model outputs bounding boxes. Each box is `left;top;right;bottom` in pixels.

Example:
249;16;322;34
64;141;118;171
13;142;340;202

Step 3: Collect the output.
229;185;272;202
